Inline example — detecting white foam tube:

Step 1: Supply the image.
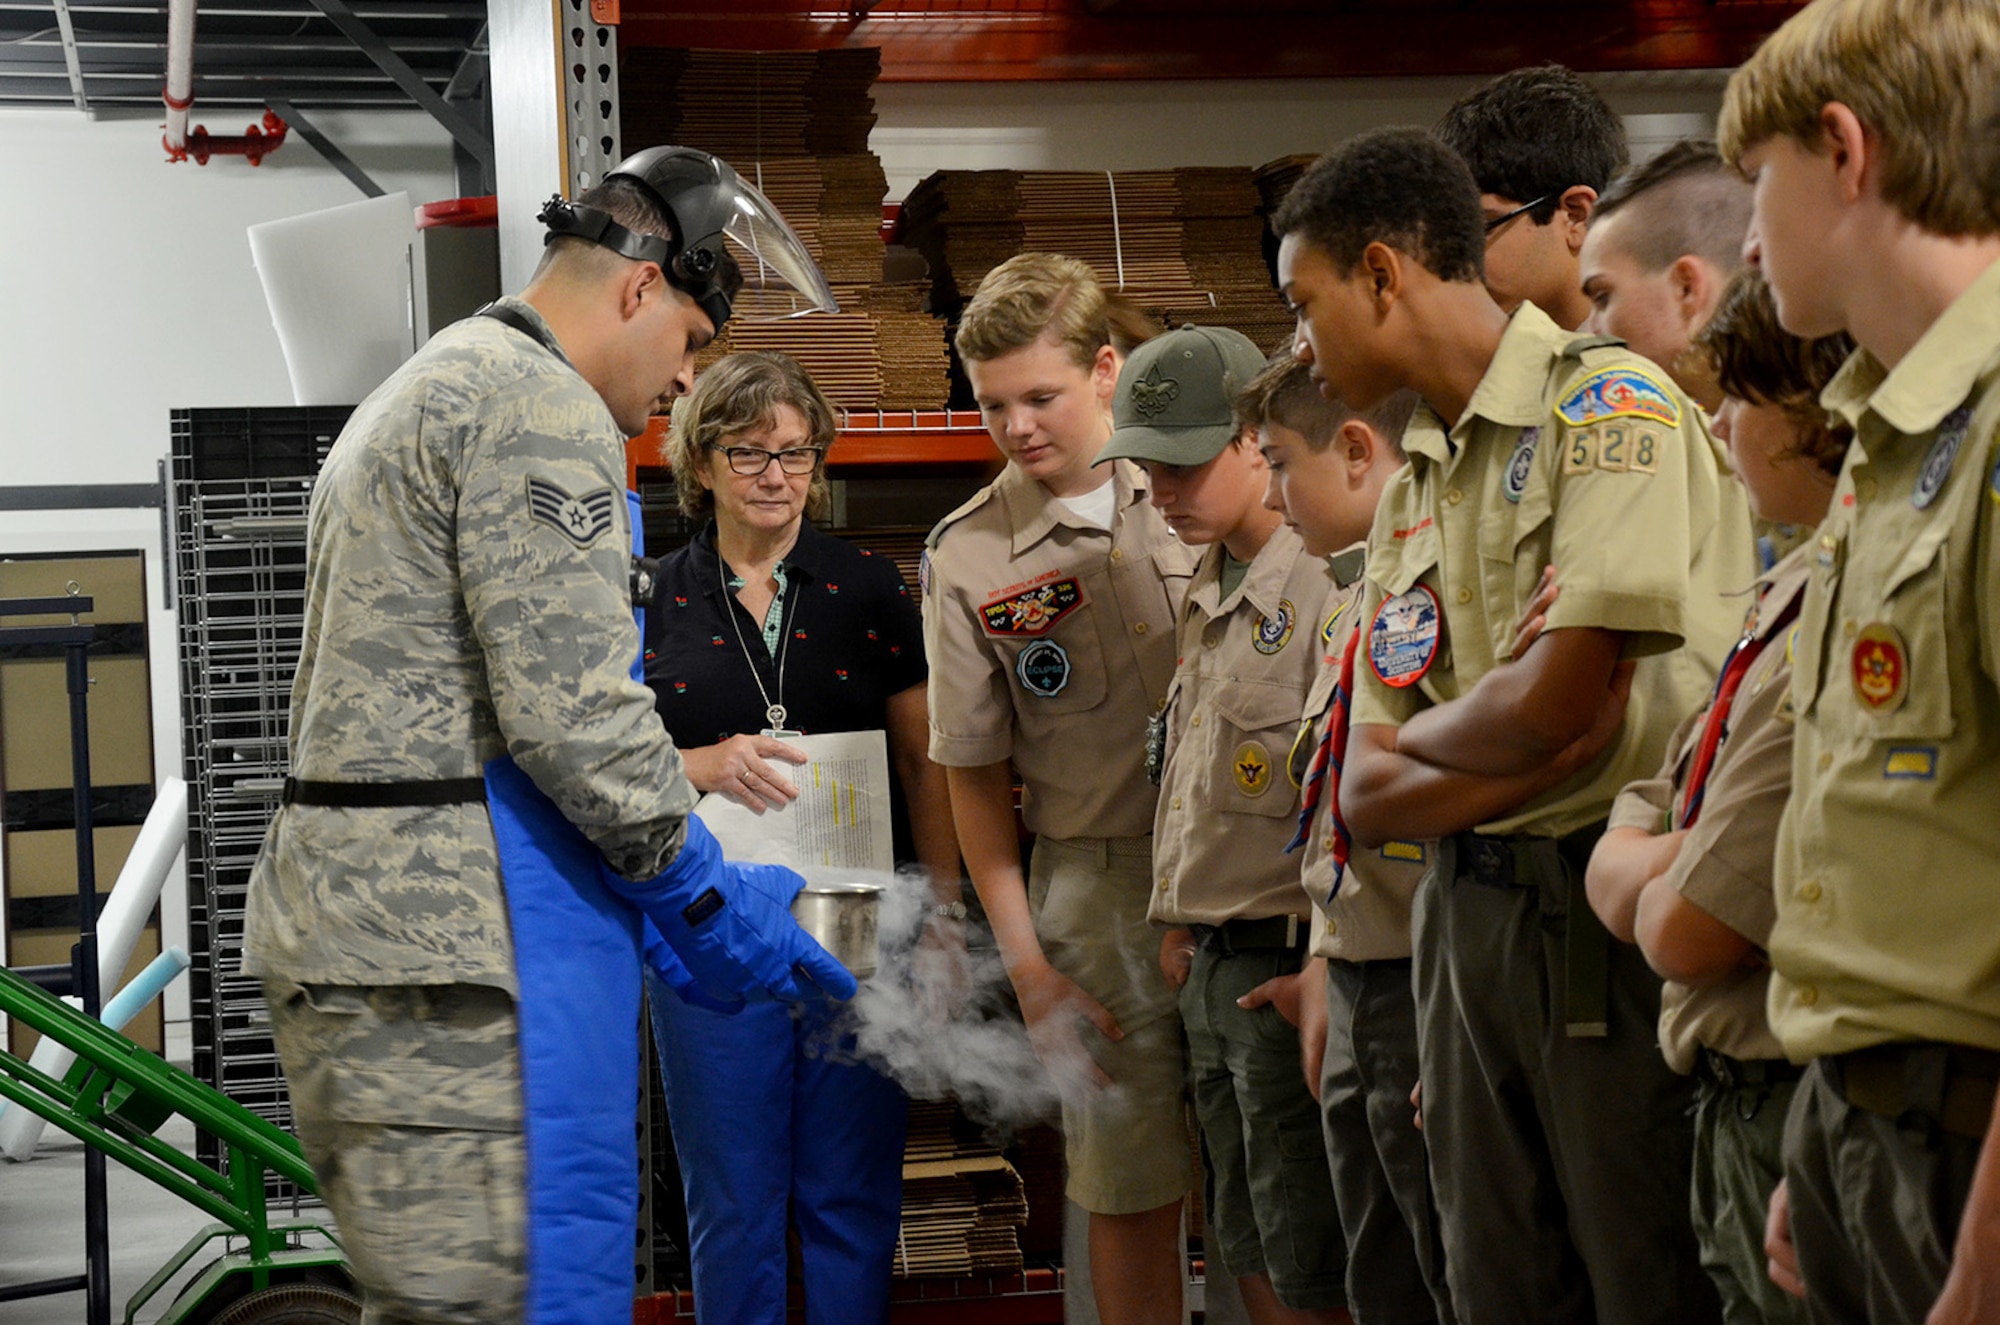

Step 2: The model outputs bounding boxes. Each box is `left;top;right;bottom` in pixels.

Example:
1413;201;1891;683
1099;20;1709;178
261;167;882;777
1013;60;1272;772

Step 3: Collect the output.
0;948;193;1158
94;776;188;1003
0;779;187;1160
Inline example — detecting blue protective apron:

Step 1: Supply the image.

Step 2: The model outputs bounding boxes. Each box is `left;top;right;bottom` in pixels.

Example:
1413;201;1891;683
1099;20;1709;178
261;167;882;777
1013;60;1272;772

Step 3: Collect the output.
482;490;652;1325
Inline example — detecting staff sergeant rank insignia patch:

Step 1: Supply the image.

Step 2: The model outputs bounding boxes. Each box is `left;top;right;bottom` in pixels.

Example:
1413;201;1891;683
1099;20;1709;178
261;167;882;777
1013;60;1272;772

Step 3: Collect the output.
1016;639;1071;697
1255;599;1297;655
528;476;617;547
1556;366;1681;428
980;576;1086;637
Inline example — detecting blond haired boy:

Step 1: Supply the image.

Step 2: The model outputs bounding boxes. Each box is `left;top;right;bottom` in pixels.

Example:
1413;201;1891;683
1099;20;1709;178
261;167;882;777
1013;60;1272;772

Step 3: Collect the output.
1717;2;2000;1318
922;253;1199;1325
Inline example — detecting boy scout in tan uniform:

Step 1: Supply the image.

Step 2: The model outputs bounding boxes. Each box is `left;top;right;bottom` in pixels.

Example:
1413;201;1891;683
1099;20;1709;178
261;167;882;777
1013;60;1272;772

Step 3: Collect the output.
1099;325;1348;1319
1273;128;1751;1323
1597;551;1809;1325
923;254;1199;1324
1717;4;2000;1318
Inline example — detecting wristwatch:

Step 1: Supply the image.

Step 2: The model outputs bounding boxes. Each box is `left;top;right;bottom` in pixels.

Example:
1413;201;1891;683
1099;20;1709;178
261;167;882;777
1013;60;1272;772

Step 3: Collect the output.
930;900;969;922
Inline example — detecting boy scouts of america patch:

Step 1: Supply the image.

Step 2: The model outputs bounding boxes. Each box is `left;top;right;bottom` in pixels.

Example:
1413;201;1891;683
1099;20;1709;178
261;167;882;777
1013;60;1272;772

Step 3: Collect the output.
1912;406;1971;509
1851;622;1909;712
1016;639;1071;697
1232;741;1273;797
981;577;1086;636
1369;584;1442;688
1254;599;1297;655
527;476;617;547
1131;363;1180;418
1556;366;1681;428
1504;427;1540;503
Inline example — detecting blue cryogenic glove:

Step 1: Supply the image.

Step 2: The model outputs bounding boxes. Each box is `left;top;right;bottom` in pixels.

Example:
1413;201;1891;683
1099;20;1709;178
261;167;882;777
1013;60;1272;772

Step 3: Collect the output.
642;920;751;1014
602;816;858;1006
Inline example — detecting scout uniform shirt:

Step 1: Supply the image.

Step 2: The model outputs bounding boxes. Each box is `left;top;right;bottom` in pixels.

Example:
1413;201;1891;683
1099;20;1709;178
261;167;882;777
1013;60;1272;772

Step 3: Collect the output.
1295;546;1431;963
1607;547;1809;1074
1770;256;2000;1059
1151;522;1336;925
922;459;1195;839
1350;304;1757;836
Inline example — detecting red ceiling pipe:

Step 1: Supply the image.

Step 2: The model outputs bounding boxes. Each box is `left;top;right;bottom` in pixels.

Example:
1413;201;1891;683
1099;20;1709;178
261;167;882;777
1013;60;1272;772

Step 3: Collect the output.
170;108;290;166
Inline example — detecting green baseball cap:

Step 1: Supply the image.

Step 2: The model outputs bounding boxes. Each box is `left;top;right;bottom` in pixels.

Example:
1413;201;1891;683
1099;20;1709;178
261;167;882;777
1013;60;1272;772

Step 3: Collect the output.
1098;324;1267;468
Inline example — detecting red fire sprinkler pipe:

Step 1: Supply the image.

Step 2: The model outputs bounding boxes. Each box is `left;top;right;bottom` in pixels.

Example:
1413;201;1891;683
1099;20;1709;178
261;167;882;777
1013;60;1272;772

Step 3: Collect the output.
162;0;288;165
170;107;290;166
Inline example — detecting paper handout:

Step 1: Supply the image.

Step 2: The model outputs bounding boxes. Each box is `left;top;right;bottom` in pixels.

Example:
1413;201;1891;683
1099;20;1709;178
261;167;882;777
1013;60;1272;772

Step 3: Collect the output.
691;729;894;881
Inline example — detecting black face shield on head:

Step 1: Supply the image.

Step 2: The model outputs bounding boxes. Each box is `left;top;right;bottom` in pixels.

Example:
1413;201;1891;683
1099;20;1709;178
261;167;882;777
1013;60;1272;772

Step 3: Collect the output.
537;146;837;331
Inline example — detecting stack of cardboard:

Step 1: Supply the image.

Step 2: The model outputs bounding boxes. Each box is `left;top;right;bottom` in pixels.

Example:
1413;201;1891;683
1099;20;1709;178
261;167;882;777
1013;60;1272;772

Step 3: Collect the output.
901;167;1293;358
619;47;955;409
894;1102;1030;1279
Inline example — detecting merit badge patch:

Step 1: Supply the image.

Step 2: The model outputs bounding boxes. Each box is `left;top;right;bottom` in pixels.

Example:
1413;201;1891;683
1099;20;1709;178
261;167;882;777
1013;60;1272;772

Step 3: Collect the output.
1016;639;1072;697
1883;745;1938;780
1254;599;1297;655
1851;622;1909;712
527;476;617;547
1232;741;1274;797
1913;406;1972;509
1556;366;1681;428
1368;584;1443;689
981;576;1086;637
1504;427;1540;503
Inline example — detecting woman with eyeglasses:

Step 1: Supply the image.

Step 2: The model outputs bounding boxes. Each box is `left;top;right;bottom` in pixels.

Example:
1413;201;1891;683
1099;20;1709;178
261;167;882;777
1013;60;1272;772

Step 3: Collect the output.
641;350;963;1325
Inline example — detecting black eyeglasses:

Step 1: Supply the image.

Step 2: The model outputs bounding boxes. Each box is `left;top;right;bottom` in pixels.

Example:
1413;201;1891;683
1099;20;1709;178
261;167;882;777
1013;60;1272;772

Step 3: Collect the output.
1484;192;1558;234
707;443;825;477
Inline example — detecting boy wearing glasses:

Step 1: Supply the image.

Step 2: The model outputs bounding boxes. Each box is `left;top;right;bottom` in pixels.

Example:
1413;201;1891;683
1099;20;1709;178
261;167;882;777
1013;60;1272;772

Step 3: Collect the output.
922;253;1199;1325
1435;64;1628;331
1275;127;1751;1323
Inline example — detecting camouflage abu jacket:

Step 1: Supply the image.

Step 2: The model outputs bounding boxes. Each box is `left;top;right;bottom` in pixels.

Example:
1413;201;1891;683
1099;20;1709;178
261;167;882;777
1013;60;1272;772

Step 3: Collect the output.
243;297;697;992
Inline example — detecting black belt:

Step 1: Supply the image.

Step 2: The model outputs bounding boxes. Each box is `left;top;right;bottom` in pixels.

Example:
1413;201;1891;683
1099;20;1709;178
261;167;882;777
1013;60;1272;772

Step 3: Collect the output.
1697;1048;1805;1122
1443;821;1611;1038
1190;915;1305;957
282;776;488;808
1834;1042;2000;1142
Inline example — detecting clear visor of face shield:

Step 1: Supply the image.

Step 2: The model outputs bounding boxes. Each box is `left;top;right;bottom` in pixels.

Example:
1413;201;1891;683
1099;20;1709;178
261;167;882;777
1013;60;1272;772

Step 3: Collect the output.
715;179;840;320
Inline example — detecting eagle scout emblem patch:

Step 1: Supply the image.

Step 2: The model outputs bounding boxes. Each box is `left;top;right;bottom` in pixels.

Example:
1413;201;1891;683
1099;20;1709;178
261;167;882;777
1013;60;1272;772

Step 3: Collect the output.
1504;427;1540;503
981;576;1086;637
527;476;617;547
1232;741;1273;797
1368;585;1442;688
1016;639;1071;697
1851;622;1909;712
1130;362;1180;418
1254;600;1297;655
1556;366;1681;428
1913;406;1971;509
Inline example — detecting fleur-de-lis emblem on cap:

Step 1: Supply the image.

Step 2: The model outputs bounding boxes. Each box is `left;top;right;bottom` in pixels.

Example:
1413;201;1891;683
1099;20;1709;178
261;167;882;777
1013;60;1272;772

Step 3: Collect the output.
1131;363;1180;418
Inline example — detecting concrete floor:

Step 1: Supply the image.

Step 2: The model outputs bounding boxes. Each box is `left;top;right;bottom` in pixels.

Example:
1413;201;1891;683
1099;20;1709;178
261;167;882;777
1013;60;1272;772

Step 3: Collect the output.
0;1111;231;1323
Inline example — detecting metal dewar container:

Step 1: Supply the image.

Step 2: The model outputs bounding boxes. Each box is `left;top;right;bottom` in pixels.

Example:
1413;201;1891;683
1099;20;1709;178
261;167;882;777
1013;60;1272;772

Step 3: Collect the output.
790;879;883;980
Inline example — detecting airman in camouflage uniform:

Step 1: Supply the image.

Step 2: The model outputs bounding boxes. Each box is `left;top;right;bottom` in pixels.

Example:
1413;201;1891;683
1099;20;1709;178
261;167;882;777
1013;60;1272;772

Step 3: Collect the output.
248;162;849;1324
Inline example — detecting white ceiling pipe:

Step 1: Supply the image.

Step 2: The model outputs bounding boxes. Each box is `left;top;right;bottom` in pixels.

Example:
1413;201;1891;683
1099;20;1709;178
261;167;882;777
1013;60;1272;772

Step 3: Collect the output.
162;0;195;157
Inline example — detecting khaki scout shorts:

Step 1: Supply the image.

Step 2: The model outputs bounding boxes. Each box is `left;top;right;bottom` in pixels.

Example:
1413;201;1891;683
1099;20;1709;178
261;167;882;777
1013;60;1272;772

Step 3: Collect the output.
265;978;526;1325
1028;835;1192;1215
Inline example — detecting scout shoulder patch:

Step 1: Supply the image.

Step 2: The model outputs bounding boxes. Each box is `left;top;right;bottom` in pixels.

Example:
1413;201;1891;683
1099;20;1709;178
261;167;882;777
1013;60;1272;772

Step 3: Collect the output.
1559;419;1664;477
1556;365;1681;428
1015;638;1071;697
1851;622;1909;712
1912;406;1972;509
981;575;1087;636
1503;427;1540;503
1368;584;1442;688
527;475;617;547
1254;599;1297;655
1232;741;1273;797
